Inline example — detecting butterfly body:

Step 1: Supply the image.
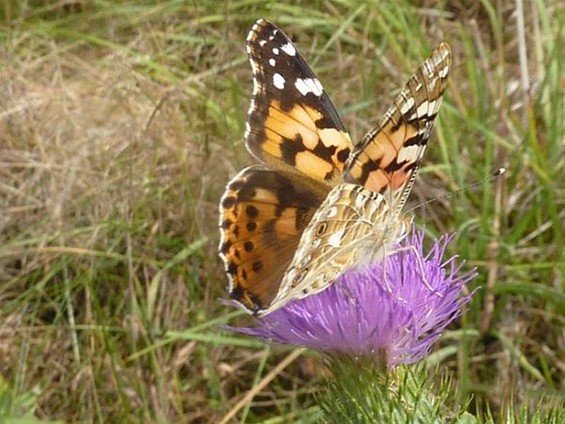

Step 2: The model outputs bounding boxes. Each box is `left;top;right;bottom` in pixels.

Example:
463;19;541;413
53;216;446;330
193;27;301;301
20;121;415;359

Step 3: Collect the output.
219;19;451;315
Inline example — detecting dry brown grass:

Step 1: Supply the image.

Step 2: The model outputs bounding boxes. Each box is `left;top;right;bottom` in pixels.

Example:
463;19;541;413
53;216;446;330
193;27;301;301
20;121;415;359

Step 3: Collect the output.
0;21;229;421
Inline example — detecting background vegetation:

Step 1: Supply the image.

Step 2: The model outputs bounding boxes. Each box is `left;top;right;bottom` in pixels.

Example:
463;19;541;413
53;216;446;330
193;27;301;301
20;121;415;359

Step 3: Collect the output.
0;0;563;422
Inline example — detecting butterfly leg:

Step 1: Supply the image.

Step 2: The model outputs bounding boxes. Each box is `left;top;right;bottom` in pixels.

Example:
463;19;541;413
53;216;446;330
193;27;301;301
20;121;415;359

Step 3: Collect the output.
376;257;395;294
338;283;358;307
388;245;444;298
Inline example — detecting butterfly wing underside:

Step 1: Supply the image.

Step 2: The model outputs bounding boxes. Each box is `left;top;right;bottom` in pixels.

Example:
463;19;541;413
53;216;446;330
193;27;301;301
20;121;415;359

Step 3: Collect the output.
264;182;409;314
245;19;353;184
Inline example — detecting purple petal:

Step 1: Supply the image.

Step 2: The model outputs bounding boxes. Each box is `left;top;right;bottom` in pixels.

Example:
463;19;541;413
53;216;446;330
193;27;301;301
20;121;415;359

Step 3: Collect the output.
228;229;477;366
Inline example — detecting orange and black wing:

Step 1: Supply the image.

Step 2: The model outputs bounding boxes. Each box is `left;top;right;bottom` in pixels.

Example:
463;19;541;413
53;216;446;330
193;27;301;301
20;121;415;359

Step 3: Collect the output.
218;166;328;314
344;43;451;214
245;19;353;184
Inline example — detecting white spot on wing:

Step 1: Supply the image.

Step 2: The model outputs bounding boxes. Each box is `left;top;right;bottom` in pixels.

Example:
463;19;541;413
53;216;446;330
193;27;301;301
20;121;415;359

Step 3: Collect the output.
273;73;285;89
427;78;438;91
327;186;341;204
416;100;432;117
438;65;449;79
397;145;421;163
281;42;296;56
313;78;323;94
368;196;385;215
269;58;276;66
272;47;279;55
327;229;345;247
400;97;415;115
354;193;368;210
259;40;267;47
294;78;323;96
326;206;338;218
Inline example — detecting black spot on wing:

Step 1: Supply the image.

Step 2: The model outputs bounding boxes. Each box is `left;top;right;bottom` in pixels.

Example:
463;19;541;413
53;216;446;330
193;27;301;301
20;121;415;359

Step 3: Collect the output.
221;196;236;208
246;205;259;218
315;115;336;129
361;157;381;177
228;179;245;191
227;262;238;275
403;132;426;147
312;140;337;163
384;159;408;173
252;261;263;272
316;222;328;236
323;169;334;180
337;147;351;163
220;240;232;254
280;135;306;165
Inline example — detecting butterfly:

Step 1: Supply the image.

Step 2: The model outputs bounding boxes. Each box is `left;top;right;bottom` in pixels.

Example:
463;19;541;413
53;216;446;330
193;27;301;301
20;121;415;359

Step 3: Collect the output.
219;19;451;316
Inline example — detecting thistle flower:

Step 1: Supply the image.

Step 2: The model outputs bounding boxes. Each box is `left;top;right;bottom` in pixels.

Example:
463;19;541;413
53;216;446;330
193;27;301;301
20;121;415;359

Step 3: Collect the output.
231;230;476;367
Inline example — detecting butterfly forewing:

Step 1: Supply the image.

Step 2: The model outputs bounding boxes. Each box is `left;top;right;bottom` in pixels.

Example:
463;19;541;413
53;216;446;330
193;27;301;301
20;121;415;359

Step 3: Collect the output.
245;19;353;183
344;42;451;214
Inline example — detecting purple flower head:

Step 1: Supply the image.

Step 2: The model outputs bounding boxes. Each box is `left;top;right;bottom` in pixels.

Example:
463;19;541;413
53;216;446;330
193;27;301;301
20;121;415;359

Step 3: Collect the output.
230;229;477;367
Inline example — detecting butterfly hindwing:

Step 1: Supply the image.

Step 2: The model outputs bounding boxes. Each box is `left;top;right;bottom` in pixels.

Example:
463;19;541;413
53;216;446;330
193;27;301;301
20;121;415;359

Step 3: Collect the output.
344;43;451;213
218;165;329;313
245;19;353;184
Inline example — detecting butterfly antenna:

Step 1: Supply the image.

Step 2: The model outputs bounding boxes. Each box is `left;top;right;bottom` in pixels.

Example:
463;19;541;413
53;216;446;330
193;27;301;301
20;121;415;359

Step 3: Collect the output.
406;167;506;214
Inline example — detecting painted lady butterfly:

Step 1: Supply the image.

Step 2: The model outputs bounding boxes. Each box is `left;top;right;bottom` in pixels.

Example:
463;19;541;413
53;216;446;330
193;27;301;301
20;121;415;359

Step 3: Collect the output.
219;19;451;315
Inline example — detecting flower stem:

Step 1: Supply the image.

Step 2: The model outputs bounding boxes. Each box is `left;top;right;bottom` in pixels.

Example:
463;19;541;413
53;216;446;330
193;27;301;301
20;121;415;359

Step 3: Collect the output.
319;356;462;424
